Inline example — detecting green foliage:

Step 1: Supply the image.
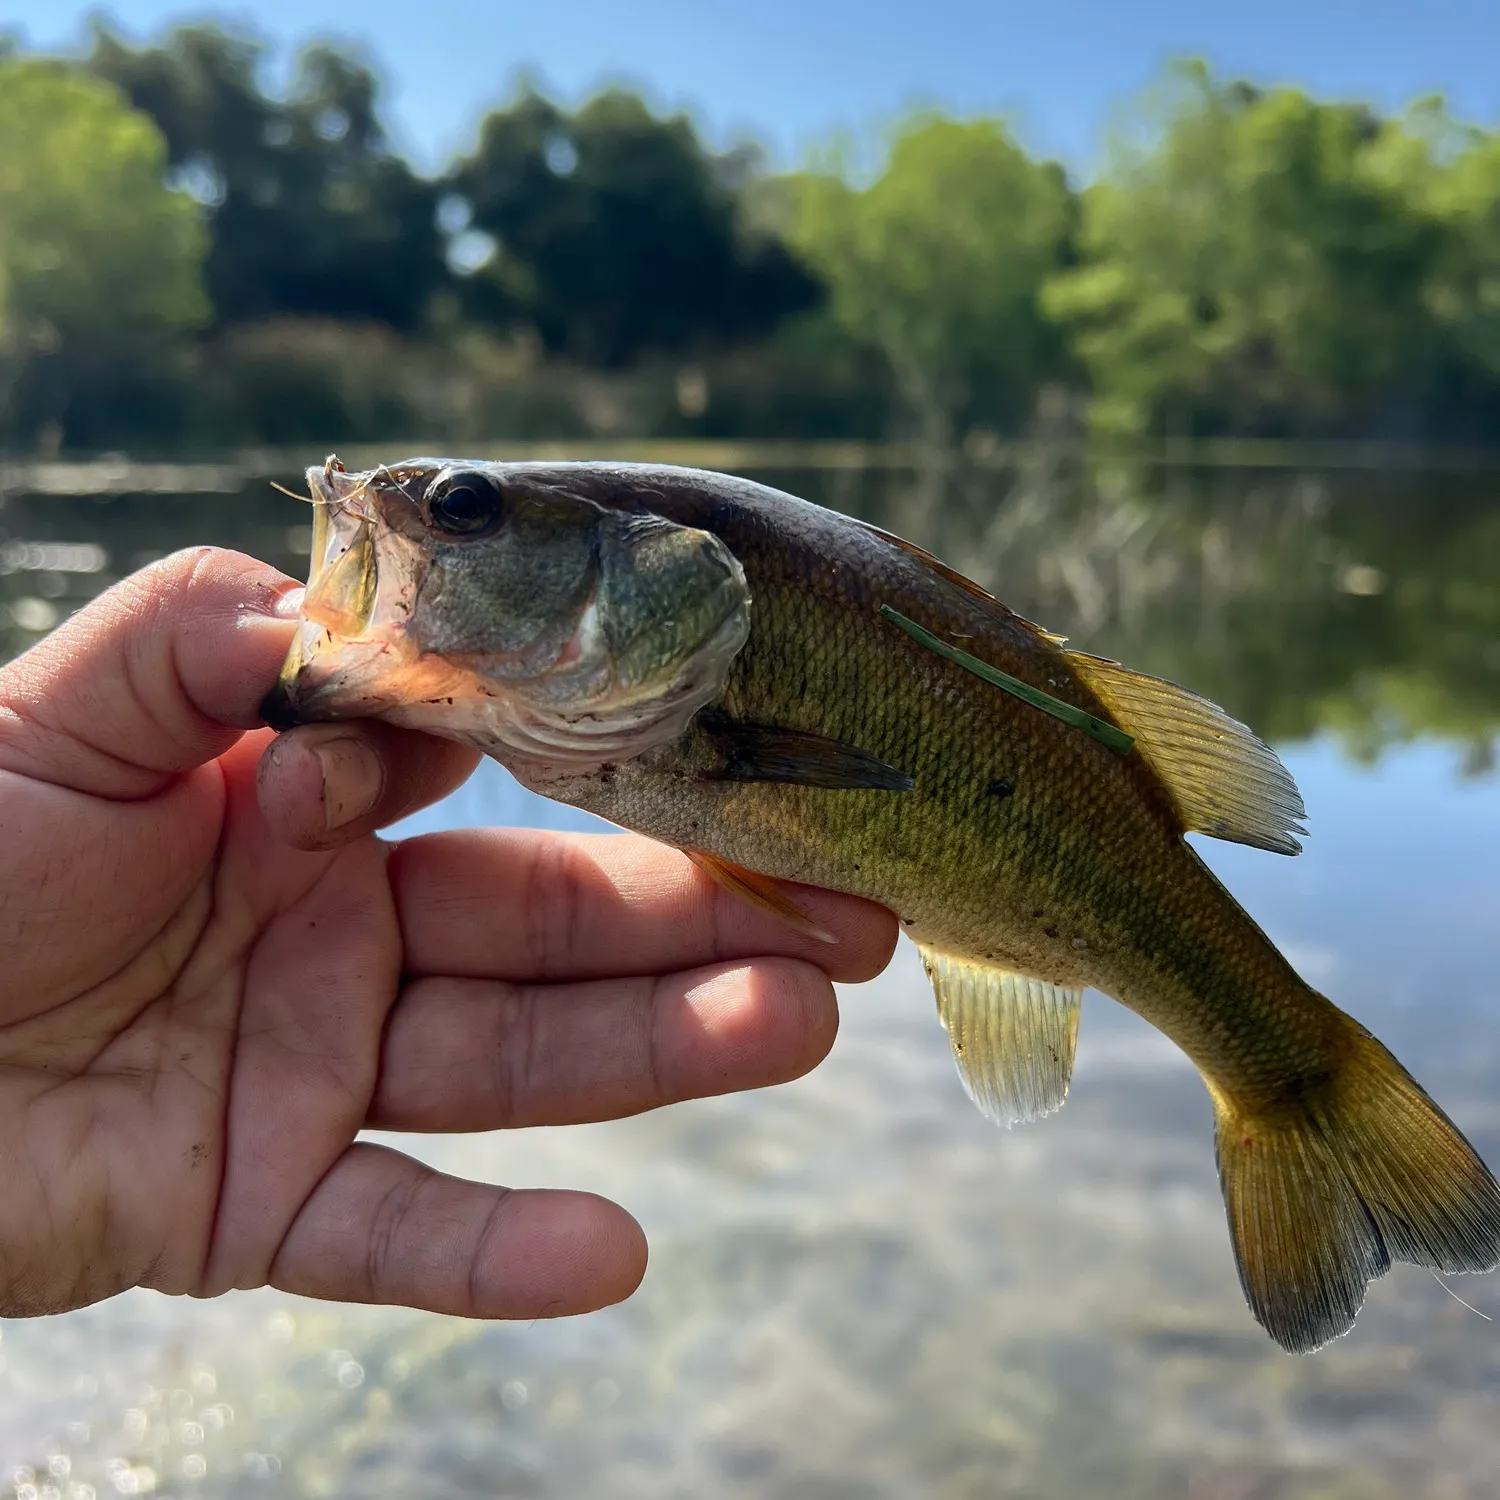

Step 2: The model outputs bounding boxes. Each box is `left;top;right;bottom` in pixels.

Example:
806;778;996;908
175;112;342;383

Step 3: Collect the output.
1409;122;1500;407
450;87;821;367
0;56;207;446
784;116;1076;443
10;26;1500;453
1045;63;1448;439
87;23;448;332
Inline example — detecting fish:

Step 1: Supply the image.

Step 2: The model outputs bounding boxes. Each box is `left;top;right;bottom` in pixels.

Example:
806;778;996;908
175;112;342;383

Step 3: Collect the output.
265;454;1500;1353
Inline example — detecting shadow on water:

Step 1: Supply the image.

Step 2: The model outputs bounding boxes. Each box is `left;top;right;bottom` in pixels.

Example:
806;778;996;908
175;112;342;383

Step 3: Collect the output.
1;453;1498;1498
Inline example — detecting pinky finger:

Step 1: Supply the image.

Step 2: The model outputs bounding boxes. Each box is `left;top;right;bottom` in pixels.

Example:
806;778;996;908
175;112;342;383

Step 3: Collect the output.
268;1143;647;1318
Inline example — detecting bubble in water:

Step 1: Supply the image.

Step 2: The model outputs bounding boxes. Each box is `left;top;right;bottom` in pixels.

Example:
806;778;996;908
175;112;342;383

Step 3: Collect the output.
336;1361;364;1389
188;1367;216;1398
500;1380;528;1412
267;1312;296;1342
179;1421;204;1447
48;1459;70;1480
181;1455;206;1480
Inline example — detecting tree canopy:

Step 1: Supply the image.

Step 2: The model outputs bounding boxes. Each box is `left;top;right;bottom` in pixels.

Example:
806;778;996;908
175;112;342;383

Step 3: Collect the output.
0;55;207;444
784;116;1076;444
88;23;448;332
5;30;1500;452
1044;64;1463;439
450;86;822;367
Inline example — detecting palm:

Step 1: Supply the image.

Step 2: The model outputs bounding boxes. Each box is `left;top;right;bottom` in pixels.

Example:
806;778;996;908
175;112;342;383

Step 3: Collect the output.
0;552;894;1320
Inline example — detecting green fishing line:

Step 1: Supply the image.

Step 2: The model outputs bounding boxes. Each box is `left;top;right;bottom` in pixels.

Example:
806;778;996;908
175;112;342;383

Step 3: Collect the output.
879;604;1136;757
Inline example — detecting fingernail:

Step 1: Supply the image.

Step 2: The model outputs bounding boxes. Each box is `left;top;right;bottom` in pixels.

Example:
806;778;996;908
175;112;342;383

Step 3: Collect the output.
313;736;384;830
272;585;306;620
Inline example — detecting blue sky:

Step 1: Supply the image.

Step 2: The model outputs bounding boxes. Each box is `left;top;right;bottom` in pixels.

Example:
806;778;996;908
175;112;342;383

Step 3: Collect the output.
9;0;1500;174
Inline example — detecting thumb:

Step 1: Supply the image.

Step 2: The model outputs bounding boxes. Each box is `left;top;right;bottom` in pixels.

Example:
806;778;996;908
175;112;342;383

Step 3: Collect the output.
0;547;302;799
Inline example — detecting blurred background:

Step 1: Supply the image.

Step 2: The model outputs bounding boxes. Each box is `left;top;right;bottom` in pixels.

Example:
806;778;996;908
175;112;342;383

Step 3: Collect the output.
2;4;1500;1498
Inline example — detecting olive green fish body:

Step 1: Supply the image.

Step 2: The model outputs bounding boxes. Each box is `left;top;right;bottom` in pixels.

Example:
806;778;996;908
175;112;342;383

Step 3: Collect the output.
524;476;1342;1110
268;457;1500;1353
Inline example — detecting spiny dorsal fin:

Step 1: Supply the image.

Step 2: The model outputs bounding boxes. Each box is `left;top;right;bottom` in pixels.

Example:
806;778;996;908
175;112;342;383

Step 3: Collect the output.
855;520;1069;644
920;947;1082;1127
1064;652;1308;855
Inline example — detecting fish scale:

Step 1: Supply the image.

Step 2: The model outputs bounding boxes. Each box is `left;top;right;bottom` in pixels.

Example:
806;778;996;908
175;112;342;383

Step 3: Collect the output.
267;456;1500;1353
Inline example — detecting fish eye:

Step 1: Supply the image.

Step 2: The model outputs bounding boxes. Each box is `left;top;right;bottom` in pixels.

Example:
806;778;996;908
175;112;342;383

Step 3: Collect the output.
426;471;505;537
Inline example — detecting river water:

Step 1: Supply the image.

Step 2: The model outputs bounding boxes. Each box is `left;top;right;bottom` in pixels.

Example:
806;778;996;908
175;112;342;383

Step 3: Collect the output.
0;454;1497;1499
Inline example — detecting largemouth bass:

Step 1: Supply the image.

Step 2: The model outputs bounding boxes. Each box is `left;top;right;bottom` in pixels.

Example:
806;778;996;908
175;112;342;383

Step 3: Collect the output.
266;455;1500;1352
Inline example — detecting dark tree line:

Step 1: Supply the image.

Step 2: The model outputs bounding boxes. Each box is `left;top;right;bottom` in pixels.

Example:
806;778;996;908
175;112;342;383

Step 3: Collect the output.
86;23;818;364
6;26;1500;453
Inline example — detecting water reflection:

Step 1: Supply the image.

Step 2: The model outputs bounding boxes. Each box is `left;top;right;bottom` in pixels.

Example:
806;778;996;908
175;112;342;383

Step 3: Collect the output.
0;458;1497;1498
4;456;1499;764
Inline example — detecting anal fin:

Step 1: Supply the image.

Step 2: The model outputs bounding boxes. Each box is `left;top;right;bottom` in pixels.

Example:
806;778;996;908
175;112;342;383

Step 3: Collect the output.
919;947;1082;1126
684;849;837;944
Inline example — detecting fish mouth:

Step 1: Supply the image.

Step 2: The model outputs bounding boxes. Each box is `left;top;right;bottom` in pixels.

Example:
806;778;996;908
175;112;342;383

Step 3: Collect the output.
261;459;418;728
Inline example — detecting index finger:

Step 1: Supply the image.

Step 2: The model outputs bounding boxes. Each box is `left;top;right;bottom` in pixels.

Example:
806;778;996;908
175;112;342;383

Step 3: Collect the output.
391;829;897;986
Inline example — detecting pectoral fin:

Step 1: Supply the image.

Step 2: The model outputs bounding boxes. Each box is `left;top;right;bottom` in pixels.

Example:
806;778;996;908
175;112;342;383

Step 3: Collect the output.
684;849;837;943
920;947;1083;1126
1064;652;1308;855
701;714;914;791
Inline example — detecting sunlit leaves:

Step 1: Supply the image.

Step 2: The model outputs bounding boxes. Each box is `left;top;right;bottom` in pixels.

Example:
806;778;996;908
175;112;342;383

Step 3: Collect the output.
0;57;208;357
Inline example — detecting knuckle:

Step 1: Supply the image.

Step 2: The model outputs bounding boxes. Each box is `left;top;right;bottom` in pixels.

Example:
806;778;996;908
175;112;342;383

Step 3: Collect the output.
517;836;587;980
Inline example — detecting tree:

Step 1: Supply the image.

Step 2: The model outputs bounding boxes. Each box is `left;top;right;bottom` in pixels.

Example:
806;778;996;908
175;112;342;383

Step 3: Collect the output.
0;56;208;447
783;115;1077;447
1044;63;1446;440
88;23;447;332
450;86;821;367
1402;116;1500;425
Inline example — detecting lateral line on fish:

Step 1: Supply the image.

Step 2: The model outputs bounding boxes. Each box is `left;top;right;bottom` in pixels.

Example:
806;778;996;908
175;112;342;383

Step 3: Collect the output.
878;605;1136;757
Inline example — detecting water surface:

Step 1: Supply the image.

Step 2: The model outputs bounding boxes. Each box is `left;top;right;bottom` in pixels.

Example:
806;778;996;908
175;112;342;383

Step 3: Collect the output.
0;457;1497;1499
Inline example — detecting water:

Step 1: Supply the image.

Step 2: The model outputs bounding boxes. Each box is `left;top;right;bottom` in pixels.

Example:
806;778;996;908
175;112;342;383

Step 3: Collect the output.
1;456;1498;1498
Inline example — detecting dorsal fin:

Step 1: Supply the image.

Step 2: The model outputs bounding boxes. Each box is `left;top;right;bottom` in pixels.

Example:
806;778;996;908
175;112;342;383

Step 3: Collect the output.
920;947;1083;1126
856;520;1068;644
1064;652;1307;855
858;514;1305;855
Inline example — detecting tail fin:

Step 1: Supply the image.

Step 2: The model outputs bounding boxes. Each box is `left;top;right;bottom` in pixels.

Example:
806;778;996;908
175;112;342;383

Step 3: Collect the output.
1213;1021;1500;1353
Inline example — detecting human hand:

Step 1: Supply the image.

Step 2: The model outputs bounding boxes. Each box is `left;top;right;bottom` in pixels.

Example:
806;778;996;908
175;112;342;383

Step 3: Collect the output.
0;548;896;1319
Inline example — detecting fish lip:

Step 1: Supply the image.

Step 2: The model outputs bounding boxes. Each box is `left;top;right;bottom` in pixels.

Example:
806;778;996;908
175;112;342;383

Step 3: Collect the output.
259;679;301;730
307;457;379;524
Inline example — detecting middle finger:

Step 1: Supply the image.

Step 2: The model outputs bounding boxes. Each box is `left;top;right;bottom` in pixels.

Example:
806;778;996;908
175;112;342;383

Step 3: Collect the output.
391;828;897;985
366;957;840;1132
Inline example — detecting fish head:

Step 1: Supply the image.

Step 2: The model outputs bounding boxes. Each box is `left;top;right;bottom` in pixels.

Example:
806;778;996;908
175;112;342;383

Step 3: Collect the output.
264;456;751;766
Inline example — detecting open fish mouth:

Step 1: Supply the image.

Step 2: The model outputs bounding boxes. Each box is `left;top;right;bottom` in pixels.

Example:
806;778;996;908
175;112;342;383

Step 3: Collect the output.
262;454;755;767
262;458;432;728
